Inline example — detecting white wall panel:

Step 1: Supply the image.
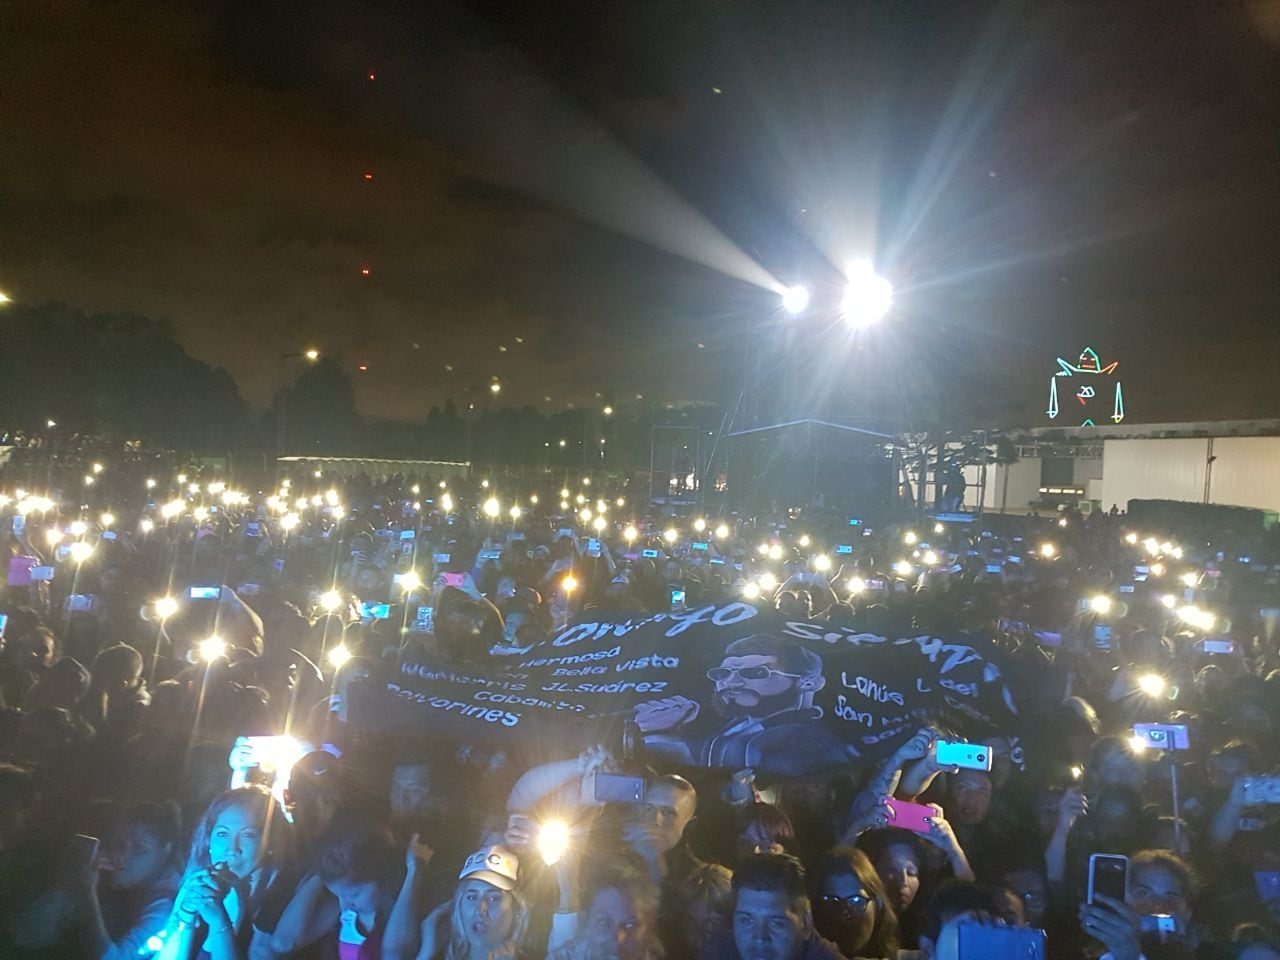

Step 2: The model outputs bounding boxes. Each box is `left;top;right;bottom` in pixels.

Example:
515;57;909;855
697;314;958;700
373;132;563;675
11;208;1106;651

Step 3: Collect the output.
963;458;1042;511
1073;458;1104;485
1205;437;1280;512
1102;439;1209;510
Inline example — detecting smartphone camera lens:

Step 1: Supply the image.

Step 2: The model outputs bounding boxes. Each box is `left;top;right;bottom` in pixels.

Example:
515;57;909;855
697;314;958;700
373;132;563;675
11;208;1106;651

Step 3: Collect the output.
976;754;986;763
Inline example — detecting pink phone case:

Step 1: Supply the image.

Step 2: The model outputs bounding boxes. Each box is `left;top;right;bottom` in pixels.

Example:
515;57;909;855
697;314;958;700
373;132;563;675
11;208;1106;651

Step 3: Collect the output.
885;798;934;834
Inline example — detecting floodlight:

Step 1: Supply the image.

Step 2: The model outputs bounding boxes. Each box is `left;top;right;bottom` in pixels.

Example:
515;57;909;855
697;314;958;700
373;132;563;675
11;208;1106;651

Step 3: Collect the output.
780;284;810;316
841;260;892;328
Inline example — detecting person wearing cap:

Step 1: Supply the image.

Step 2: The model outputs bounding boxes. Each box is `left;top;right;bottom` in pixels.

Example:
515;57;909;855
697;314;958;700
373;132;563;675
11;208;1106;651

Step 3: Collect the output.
414;844;529;960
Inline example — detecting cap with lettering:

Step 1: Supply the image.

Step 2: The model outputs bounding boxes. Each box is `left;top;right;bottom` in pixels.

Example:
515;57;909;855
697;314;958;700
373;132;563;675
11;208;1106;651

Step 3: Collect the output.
458;845;519;891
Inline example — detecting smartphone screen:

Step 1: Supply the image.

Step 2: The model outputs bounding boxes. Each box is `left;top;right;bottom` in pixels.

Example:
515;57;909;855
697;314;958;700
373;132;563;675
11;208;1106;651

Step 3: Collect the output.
65;594;96;613
1094;624;1113;650
1089;854;1128;904
835;544;853;554
1133;722;1190;751
956;921;1045;960
0;613;7;639
189;585;221;600
670;589;686;610
415;605;434;632
1201;639;1235;655
400;529;416;541
361;602;391;620
642;549;659;559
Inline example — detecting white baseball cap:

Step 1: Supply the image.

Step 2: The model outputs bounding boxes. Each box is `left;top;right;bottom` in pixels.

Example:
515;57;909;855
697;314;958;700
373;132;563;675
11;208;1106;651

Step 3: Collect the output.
458;845;519;892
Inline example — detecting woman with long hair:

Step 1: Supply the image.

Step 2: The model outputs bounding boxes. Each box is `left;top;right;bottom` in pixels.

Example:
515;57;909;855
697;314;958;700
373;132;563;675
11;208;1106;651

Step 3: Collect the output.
416;845;530;960
811;847;900;960
157;786;286;960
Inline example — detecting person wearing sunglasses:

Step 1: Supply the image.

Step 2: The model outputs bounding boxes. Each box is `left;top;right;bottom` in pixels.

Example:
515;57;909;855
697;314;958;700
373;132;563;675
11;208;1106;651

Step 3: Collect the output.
633;634;858;776
811;848;901;960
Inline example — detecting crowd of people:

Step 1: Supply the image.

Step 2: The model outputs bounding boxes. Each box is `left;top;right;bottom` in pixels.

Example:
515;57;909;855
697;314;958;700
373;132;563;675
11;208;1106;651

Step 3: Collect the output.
2;456;1280;960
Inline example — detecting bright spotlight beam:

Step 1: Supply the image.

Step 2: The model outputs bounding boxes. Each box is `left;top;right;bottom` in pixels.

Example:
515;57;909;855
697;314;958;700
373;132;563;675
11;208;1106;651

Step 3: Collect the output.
780;284;810;316
841;260;893;328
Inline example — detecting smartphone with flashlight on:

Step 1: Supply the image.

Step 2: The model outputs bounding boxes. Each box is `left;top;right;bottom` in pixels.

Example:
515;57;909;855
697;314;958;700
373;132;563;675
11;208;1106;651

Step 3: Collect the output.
594;773;646;804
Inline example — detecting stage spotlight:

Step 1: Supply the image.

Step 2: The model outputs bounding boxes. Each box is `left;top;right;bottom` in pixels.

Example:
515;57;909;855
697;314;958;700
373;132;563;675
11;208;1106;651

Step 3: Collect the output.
780;284;810;316
842;260;893;328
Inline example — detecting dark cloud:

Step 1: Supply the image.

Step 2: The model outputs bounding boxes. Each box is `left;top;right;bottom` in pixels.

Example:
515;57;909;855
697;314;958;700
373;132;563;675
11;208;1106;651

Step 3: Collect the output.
1;0;1277;426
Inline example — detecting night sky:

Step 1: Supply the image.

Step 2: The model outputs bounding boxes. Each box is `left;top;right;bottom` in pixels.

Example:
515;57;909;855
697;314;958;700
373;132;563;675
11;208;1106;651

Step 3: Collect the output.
3;0;1278;425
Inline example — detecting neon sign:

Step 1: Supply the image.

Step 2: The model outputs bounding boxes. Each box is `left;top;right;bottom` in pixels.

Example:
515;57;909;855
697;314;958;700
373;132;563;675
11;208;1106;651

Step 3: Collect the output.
1047;347;1124;425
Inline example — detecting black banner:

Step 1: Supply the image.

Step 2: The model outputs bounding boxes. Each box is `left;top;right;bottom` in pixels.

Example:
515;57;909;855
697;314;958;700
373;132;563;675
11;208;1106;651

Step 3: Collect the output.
383;603;1020;776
